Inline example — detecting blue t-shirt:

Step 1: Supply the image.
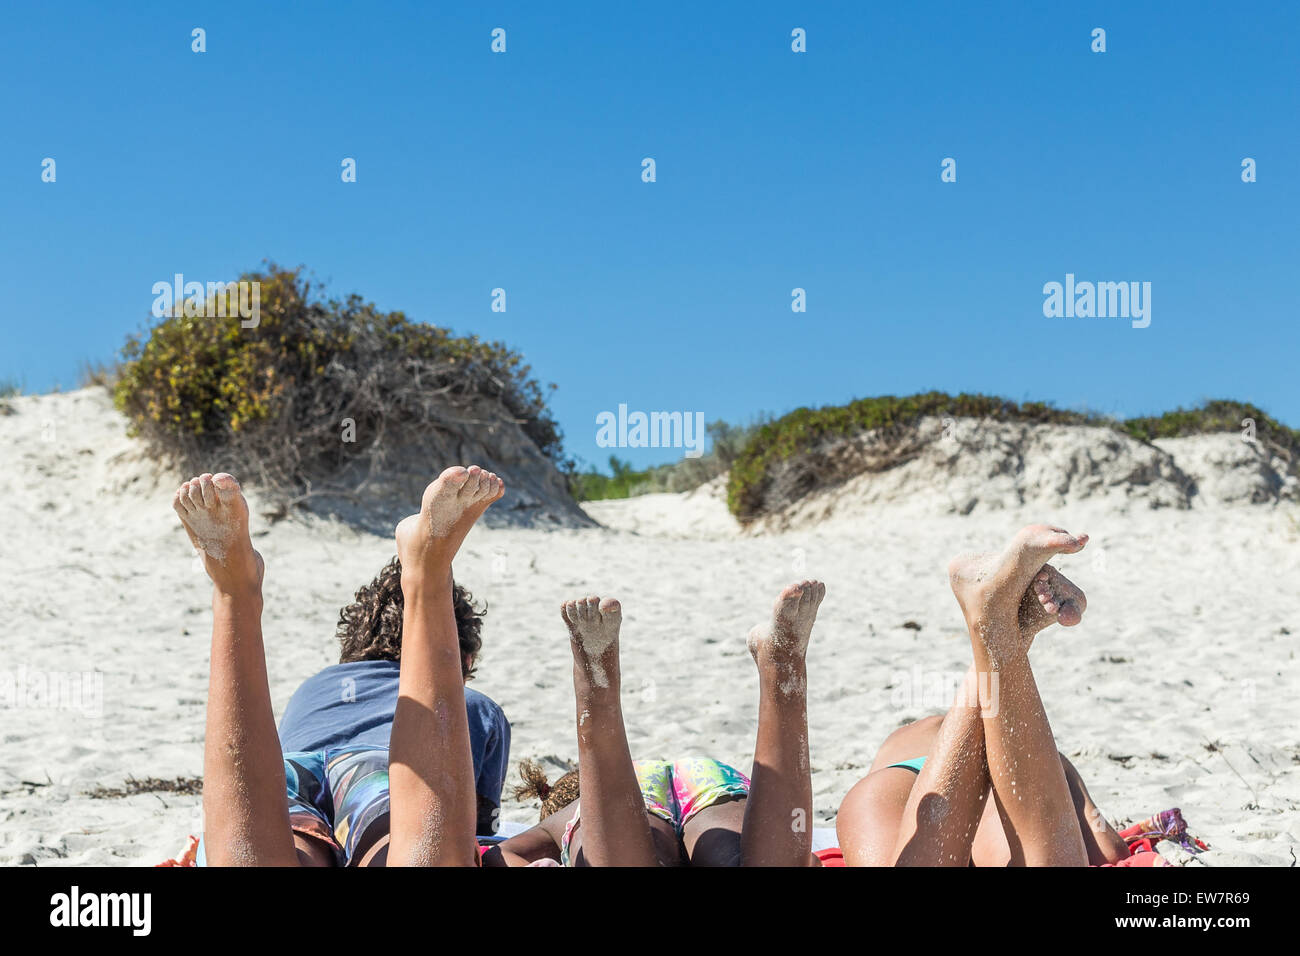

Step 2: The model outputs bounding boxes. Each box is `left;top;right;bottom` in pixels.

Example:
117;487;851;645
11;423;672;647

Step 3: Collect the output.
278;660;511;833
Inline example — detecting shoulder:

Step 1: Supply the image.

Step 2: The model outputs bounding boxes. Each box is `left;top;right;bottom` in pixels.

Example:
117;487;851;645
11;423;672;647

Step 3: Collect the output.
464;685;507;718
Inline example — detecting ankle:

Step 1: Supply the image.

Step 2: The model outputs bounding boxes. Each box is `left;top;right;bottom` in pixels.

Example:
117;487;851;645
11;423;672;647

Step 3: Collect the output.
212;582;262;606
401;565;452;597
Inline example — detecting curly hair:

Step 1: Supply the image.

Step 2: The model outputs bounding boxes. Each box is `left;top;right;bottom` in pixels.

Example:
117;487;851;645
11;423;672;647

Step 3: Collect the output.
513;759;580;821
336;556;485;679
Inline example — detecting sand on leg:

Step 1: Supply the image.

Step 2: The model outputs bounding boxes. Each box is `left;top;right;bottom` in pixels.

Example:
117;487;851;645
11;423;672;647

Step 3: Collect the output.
387;465;504;866
176;472;298;866
949;524;1090;866
838;562;1092;866
739;580;824;866
886;665;991;865
561;595;661;866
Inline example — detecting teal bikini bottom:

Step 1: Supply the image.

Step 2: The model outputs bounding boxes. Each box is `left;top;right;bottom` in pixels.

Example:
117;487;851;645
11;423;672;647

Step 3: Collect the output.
886;757;927;773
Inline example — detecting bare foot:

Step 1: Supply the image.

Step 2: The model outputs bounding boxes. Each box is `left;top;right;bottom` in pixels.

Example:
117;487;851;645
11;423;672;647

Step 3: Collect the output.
948;525;1087;654
394;465;504;579
561;596;622;692
1019;565;1087;639
748;580;825;695
172;473;263;595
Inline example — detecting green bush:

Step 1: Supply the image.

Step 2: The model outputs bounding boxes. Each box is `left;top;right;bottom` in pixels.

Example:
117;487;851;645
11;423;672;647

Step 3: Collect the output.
113;264;562;503
570;418;770;501
725;392;1109;520
568;456;652;501
725;392;1298;521
1122;400;1300;458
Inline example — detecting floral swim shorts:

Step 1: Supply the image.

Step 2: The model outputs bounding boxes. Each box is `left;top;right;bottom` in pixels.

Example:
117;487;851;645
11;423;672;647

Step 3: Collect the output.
560;757;750;865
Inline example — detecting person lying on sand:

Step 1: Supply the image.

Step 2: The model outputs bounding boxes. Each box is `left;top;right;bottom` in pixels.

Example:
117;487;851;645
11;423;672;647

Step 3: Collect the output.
174;465;504;866
483;581;828;866
834;525;1133;866
277;556;510;841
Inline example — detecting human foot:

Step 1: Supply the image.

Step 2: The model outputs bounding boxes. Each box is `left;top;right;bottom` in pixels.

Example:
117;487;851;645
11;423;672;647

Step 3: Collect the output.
172;473;263;595
948;525;1086;654
1019;565;1087;639
394;465;504;580
561;596;622;692
748;580;825;695
948;525;1087;624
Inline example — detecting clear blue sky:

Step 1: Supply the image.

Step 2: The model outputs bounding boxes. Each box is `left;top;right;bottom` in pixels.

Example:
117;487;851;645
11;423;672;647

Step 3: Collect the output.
2;1;1296;471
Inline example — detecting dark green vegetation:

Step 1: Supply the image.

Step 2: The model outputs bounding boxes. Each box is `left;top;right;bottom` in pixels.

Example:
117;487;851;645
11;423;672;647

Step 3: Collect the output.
1122;400;1299;456
112;264;561;506
725;393;1298;522
569;420;767;500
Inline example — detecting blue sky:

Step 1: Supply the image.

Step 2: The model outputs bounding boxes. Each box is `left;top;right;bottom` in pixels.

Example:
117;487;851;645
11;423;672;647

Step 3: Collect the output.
2;1;1296;471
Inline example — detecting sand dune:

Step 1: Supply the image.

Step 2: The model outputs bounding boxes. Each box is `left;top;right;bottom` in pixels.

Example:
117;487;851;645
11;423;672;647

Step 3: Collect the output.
2;390;1296;866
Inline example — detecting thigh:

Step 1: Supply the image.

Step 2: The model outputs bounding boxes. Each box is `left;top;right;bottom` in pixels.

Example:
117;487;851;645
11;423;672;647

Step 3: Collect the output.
969;754;1125;866
293;831;339;866
970;790;1013;866
837;714;946;866
566;811;682;867
1061;756;1130;865
835;768;917;866
868;714;944;772
681;796;746;866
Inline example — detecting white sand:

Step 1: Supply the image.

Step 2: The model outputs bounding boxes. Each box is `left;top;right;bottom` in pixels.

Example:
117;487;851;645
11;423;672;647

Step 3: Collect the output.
2;390;1297;865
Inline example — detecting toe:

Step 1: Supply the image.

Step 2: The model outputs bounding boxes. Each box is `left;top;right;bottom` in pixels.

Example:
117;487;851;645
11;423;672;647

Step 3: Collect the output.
440;465;470;488
211;473;241;496
198;474;217;507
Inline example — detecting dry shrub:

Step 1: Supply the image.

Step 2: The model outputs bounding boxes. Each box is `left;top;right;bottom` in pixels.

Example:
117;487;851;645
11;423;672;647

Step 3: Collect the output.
113;264;562;516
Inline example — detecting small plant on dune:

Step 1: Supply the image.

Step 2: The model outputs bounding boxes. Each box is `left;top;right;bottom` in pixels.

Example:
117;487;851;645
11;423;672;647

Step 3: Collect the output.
1123;400;1300;462
568;456;648;501
78;359;120;390
569;418;770;501
0;378;20;415
113;264;562;509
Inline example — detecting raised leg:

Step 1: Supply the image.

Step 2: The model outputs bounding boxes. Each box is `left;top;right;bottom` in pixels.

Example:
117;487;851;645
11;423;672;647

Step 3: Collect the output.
889;666;991;865
949;524;1091;866
560;596;661;866
387;465;504;866
838;562;1092;866
741;580;824;866
176;472;298;867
